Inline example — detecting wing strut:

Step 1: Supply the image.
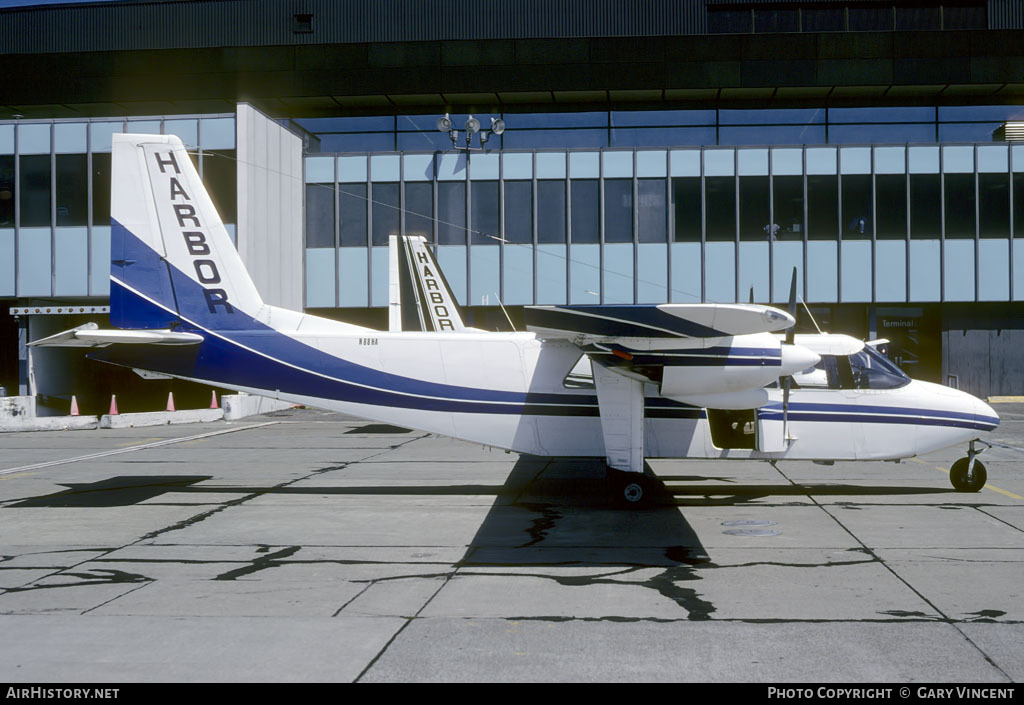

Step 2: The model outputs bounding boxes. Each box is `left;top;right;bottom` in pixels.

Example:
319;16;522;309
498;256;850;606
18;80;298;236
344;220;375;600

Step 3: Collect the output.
592;361;645;474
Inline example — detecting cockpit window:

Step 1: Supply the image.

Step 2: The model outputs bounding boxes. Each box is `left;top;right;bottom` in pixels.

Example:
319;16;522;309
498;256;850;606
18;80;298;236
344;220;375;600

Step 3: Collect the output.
791;361;829;388
788;347;909;391
847;346;910;389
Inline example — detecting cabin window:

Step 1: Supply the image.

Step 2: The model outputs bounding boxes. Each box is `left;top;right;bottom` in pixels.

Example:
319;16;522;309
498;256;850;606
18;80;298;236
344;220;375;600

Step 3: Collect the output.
562;354;595;389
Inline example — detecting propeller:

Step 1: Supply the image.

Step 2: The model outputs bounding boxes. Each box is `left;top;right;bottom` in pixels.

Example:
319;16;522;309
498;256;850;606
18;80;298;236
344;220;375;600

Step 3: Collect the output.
781;267;798;441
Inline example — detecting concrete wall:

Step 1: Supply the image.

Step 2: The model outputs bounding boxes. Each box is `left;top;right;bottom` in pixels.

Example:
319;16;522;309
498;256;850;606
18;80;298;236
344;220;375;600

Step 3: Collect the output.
236;103;304;311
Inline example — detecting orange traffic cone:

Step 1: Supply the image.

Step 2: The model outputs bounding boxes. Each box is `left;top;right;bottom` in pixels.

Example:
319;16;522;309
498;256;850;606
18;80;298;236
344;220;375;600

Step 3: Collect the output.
166;392;175;412
209;390;219;409
70;395;79;416
108;394;118;415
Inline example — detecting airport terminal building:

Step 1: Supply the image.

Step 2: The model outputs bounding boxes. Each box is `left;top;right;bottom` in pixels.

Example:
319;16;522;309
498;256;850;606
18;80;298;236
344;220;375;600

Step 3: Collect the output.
2;0;1024;413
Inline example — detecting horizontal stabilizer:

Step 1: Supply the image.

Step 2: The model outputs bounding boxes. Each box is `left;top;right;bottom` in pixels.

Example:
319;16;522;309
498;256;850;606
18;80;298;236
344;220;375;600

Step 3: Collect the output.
29;323;203;348
525;303;794;342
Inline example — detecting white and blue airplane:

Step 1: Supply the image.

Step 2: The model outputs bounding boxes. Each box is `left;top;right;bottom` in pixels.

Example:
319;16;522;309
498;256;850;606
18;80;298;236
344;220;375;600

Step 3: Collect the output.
32;134;1000;505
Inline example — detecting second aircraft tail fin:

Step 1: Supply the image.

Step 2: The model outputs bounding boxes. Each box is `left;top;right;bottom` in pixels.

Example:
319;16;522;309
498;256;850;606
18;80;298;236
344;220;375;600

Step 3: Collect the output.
388;235;469;332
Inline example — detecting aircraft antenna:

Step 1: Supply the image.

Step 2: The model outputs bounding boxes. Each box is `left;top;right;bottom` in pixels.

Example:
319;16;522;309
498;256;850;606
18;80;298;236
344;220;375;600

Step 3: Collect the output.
801;298;823;334
494;293;517;332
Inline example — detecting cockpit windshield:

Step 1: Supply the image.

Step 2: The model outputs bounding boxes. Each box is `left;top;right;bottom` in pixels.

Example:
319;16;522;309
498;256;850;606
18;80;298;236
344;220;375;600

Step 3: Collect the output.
847;345;910;389
790;346;909;391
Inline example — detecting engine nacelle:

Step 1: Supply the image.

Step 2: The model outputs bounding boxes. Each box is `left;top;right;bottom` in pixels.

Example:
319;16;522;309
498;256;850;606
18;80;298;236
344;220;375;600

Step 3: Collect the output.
659;333;819;397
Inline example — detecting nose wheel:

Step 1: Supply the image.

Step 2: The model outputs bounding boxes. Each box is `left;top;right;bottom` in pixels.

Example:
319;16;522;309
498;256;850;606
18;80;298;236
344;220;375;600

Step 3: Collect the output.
950;440;989;493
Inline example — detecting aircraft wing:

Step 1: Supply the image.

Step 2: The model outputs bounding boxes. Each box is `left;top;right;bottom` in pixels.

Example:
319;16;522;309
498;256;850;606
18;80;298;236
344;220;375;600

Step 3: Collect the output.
28;323;204;348
526;303;818;411
525;303;795;342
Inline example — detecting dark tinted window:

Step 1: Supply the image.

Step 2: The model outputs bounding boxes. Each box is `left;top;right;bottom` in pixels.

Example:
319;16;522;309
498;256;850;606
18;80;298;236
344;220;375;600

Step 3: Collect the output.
774;175;804;239
1014;174;1024;238
705;176;736;241
979;173;1009;239
19;155;50;227
305;183;335;248
604;179;633;243
944;173;976;238
538;180;566;243
92;153;110;226
471;181;499;245
438;182;466;245
371;183;399;246
55;154;87;227
875;174;906;239
672;177;702;242
807;174;838;239
339;184;367;246
571;179;599;243
739;176;769;241
910;174;941;238
638;179;667;243
504;181;533;244
0;156;13;227
843;174;874;238
403;182;432;242
202;151;236;224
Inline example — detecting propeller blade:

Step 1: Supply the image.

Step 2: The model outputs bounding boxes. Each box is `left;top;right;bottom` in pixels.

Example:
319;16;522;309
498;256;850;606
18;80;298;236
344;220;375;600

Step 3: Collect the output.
782;374;791;441
785;267;798;345
749;286;755;304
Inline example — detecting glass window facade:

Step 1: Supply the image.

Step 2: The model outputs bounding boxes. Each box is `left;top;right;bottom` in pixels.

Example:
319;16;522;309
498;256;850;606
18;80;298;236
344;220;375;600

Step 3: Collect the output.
307;139;1021;306
0;114;236;298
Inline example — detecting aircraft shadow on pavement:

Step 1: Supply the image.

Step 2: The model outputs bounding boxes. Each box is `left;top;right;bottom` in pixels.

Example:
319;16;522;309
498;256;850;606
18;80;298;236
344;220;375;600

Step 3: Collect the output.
7;460;951;572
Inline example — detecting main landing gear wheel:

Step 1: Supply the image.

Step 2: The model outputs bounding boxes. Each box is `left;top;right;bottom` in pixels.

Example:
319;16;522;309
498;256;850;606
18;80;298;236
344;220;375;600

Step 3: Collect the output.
607;468;654;508
950;457;987;493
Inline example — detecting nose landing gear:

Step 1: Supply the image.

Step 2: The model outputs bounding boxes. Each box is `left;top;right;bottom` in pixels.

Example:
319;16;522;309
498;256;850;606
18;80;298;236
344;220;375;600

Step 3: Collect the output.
950;440;990;493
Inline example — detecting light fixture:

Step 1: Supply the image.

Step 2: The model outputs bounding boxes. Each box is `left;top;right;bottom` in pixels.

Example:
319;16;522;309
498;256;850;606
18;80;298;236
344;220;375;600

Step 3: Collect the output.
436;113;505;151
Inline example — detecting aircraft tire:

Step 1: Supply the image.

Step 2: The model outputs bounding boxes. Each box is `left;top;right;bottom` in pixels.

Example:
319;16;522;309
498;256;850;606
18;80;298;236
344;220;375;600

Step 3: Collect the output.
950;457;987;493
607;468;653;509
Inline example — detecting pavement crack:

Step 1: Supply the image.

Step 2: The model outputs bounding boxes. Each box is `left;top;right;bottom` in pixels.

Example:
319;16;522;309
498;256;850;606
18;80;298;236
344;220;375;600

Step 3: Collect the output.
516;503;561;548
213;546;302;580
3;568;152;593
975;506;1024;534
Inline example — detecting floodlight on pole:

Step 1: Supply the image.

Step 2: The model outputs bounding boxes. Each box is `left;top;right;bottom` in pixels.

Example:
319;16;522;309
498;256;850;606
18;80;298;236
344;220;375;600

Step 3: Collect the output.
436;113;505;151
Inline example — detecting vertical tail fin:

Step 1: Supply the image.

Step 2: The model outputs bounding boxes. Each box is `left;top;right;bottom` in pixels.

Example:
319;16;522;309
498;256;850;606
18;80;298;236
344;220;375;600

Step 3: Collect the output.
387;234;469;332
110;133;263;330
